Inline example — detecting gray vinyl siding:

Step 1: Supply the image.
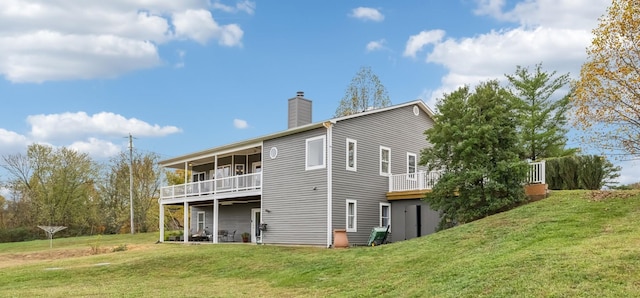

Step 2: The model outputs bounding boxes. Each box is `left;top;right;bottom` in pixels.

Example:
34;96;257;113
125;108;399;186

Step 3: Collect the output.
262;127;328;245
331;104;435;245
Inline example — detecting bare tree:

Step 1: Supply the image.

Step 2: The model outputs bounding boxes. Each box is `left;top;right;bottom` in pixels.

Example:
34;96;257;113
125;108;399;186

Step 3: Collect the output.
335;66;391;117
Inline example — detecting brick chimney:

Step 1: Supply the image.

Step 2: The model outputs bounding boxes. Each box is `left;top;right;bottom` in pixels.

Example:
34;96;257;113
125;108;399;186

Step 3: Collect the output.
288;91;312;129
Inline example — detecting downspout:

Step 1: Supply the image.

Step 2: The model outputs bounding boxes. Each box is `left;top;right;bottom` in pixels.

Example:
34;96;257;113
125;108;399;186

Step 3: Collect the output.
324;121;335;248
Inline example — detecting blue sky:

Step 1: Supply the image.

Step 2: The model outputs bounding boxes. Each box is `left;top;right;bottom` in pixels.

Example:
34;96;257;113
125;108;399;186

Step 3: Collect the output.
1;0;635;185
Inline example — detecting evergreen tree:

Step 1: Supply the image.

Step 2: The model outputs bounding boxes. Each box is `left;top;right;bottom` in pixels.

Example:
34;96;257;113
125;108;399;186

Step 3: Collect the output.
506;63;574;160
421;81;528;229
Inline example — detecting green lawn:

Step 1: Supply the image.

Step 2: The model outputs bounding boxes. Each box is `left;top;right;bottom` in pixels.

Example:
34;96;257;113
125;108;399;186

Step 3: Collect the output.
1;190;639;297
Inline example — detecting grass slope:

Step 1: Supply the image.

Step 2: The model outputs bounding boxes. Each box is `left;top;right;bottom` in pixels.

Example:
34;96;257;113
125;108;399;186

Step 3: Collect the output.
1;190;639;297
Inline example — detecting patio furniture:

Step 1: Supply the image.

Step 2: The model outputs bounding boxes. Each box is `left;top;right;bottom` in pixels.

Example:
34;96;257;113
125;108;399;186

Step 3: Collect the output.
190;229;209;241
218;230;229;242
227;230;236;242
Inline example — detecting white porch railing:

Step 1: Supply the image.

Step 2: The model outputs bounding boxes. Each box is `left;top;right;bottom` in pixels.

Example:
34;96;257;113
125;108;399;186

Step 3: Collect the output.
528;160;546;184
388;170;443;192
388;162;546;192
161;172;262;200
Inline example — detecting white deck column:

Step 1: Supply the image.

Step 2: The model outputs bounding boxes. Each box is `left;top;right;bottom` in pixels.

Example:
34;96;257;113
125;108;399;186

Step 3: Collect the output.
213;199;219;243
159;201;165;242
183;201;189;243
214;155;218;193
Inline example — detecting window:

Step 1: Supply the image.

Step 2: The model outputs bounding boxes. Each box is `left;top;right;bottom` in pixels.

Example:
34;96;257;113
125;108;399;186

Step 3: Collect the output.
407;152;417;180
306;135;326;170
380;146;391;176
346;138;357;171
380;203;391;230
346;199;357;232
196;211;205;232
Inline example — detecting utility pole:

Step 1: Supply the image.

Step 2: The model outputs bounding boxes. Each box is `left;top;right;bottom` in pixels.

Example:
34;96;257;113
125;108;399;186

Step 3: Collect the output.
129;133;135;234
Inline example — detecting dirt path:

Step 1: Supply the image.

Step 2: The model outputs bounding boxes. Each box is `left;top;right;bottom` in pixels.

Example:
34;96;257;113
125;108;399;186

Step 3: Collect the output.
0;244;152;268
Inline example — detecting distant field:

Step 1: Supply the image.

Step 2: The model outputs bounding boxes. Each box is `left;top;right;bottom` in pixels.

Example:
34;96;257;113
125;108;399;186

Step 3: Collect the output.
1;190;639;297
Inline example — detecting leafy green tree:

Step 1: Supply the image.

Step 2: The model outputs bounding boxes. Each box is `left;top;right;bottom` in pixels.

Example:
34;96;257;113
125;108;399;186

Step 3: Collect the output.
100;151;161;233
421;81;528;229
578;155;620;190
1;144;99;235
506;63;575;160
334;66;391;117
165;169;189;185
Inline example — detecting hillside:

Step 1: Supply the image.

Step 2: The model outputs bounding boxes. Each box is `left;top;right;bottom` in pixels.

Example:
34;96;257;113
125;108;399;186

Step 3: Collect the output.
0;190;639;297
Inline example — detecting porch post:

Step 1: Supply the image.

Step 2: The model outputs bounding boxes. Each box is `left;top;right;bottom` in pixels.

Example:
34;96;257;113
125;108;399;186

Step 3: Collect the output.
213;199;219;243
159;201;165;243
183;201;189;243
184;162;188;182
214;155;218;194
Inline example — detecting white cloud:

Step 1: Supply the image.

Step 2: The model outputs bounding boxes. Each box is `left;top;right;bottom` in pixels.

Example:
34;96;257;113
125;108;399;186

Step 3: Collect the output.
68;138;122;159
366;39;386;52
406;0;608;107
0;1;248;83
172;9;243;46
233;119;249;129
474;0;608;30
0;112;180;159
212;0;256;15
27;111;181;141
0;128;30;156
617;160;640;185
403;30;445;58
349;7;384;22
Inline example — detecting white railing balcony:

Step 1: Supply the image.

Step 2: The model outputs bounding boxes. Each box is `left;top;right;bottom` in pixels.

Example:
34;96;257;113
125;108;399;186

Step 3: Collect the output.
388;170;443;192
388;162;546;192
161;172;262;200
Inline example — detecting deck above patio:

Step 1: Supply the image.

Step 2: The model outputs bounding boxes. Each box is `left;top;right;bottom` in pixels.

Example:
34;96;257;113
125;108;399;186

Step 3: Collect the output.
160;172;262;202
386;161;546;200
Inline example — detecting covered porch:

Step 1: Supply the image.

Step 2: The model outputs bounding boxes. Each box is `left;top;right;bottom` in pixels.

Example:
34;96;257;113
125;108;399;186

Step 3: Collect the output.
160;196;263;244
158;142;264;244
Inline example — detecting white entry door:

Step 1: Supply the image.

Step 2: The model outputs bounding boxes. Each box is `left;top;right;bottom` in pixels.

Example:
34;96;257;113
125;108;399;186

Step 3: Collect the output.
252;161;262;188
251;208;261;243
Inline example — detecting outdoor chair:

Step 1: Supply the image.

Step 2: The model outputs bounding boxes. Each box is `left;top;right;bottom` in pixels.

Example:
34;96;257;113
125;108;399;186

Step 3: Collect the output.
227;230;236;242
218;230;228;242
190;229;208;241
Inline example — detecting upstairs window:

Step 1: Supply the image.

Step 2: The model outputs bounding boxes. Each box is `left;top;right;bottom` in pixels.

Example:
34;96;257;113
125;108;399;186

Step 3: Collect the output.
380;146;391;176
346;138;357;171
306;135;326;170
407;152;417;180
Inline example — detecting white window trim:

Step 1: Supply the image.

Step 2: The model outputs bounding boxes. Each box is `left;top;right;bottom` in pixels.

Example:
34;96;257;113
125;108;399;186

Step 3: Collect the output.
380;146;391;176
196;211;205;231
305;135;326;171
346;199;357;232
346;138;357;172
407;152;417;181
380;202;391;232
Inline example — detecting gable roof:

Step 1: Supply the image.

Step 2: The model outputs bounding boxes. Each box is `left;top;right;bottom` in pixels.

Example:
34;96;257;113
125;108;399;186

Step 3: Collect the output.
159;100;434;167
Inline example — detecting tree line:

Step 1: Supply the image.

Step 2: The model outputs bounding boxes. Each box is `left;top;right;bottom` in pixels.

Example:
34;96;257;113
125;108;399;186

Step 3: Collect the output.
0;144;163;242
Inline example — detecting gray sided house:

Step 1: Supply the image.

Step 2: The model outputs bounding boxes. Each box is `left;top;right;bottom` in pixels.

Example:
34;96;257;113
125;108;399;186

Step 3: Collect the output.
158;92;441;246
